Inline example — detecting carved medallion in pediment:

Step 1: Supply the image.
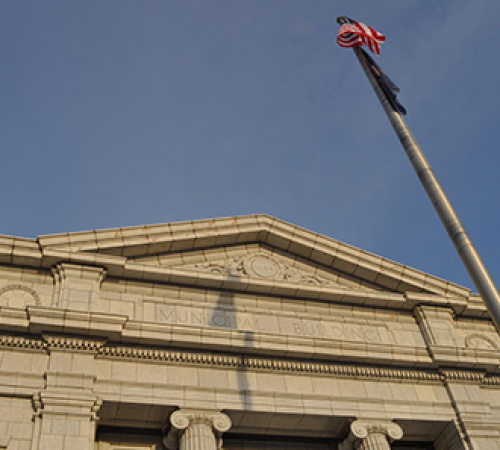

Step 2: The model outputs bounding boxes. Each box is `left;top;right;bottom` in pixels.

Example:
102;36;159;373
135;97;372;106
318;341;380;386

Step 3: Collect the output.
177;253;339;286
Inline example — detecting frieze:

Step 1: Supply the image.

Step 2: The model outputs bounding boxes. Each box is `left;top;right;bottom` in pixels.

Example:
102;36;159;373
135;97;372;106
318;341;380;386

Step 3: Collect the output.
151;302;411;347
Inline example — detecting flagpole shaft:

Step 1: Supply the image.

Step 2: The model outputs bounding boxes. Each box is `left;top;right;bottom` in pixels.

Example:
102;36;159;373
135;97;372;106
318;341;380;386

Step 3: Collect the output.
353;46;500;331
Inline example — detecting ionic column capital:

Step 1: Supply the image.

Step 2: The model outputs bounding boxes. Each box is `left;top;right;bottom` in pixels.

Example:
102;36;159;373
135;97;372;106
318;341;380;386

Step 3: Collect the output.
351;420;403;441
339;420;403;450
169;409;232;433
163;409;232;450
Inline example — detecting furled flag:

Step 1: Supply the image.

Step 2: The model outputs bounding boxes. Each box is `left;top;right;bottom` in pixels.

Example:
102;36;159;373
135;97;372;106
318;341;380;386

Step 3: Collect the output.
336;16;385;56
359;48;406;115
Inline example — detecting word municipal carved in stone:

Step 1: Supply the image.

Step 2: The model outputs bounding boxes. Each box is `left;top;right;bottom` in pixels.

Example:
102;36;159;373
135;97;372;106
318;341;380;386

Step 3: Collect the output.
155;304;389;344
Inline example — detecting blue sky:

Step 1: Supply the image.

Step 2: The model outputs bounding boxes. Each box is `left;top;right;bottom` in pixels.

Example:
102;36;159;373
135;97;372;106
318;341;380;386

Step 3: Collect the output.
1;1;499;291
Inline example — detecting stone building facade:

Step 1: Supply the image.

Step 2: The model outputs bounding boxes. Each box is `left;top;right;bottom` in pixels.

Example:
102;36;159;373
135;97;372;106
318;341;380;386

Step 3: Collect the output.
0;215;499;450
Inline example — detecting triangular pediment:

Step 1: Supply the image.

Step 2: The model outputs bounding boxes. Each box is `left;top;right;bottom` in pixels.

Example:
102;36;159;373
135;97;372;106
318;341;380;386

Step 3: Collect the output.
30;214;472;307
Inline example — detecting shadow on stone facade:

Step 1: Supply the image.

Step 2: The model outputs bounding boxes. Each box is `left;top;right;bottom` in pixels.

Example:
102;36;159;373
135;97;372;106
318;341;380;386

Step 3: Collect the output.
212;272;254;411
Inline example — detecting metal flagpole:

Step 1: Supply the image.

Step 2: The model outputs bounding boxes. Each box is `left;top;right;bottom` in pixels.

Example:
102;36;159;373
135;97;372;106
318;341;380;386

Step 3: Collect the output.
346;27;500;333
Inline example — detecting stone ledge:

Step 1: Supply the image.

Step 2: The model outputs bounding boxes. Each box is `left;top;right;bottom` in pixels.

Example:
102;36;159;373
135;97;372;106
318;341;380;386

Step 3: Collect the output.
26;307;127;338
0;371;45;394
430;346;500;372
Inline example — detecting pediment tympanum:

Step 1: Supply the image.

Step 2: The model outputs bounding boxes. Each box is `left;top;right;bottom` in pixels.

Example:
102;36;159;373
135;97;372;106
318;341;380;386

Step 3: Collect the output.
181;253;338;286
132;244;380;291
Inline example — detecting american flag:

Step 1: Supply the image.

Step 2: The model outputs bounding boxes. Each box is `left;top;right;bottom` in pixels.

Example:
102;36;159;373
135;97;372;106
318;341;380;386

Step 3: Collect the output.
337;19;385;56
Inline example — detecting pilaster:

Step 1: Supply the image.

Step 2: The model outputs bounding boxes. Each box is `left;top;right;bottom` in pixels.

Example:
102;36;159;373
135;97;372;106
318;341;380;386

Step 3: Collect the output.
163;409;232;450
441;370;500;449
32;391;101;450
51;263;106;311
414;305;458;347
30;335;105;450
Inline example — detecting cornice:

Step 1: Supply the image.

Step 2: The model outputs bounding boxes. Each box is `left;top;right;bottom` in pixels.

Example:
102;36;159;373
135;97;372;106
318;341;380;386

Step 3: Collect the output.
42;334;106;353
100;343;443;383
440;370;486;384
0;235;41;267
482;376;500;386
0;334;46;351
84;344;500;387
1;330;500;387
0;333;107;353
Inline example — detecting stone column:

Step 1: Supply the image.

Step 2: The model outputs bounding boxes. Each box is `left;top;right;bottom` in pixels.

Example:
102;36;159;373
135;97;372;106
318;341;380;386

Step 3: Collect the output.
163;409;232;450
30;335;105;450
31;391;101;450
338;420;403;450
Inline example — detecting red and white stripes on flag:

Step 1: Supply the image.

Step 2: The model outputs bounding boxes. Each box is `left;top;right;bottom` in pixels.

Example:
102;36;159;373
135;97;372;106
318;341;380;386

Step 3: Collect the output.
337;22;385;56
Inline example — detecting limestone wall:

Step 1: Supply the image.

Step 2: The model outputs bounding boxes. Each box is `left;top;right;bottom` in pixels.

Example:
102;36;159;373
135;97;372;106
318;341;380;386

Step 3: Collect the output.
0;397;33;450
0;260;499;448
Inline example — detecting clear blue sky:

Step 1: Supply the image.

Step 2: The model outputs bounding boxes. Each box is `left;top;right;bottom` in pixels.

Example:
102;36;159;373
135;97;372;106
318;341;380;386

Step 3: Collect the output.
1;1;499;291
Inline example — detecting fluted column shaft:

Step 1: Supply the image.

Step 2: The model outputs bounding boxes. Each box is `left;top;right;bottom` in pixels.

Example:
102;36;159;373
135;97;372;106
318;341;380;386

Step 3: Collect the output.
163;409;232;450
355;432;391;450
180;419;218;450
